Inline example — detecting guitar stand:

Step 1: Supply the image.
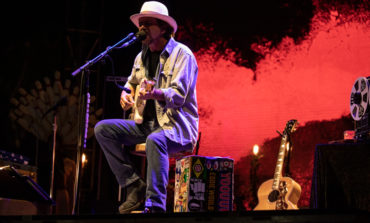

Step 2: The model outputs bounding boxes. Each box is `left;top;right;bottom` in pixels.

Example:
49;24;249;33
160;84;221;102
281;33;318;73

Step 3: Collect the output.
284;135;293;177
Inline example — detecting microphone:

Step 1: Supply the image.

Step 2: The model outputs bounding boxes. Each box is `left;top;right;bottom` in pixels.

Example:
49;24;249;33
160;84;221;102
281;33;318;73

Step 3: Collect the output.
117;30;147;49
134;30;147;41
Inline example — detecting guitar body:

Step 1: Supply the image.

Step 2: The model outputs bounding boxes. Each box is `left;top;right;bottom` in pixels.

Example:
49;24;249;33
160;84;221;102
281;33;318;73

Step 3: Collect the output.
132;79;155;124
254;176;301;210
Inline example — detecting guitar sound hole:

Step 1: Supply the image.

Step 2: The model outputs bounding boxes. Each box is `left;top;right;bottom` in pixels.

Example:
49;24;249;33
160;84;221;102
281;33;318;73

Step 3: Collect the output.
268;190;280;202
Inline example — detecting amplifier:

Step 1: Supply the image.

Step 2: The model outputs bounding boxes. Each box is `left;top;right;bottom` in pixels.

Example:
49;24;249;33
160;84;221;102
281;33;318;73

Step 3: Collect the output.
0;150;37;182
0;160;37;182
0;166;54;215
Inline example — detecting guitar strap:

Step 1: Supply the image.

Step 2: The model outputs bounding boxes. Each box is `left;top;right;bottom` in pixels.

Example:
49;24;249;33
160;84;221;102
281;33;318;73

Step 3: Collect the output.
144;50;159;81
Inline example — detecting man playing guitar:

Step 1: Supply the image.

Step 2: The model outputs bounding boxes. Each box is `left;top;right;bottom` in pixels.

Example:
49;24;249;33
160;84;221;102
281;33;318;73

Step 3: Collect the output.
94;1;199;214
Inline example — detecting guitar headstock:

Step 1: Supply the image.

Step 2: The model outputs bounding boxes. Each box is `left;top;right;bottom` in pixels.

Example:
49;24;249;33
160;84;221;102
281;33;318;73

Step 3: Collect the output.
283;119;298;136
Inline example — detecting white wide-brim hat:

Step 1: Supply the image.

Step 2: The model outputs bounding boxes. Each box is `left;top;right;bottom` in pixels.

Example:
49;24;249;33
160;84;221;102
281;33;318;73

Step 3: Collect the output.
130;1;178;33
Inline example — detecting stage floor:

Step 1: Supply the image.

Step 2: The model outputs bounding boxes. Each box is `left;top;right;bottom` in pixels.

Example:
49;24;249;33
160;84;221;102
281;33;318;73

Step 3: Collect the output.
0;209;369;223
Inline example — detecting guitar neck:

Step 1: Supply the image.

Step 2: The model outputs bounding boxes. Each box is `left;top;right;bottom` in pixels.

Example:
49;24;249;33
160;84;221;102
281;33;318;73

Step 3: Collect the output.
272;136;287;190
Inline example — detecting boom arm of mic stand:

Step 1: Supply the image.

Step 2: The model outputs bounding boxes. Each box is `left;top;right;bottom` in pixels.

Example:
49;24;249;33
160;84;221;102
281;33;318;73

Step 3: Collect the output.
71;32;134;77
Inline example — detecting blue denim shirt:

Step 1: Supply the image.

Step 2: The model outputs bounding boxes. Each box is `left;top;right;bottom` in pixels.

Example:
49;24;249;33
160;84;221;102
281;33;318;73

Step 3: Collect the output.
125;38;199;148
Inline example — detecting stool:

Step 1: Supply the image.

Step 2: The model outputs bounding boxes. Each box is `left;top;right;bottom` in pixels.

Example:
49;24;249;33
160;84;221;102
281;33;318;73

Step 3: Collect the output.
119;133;202;210
129;143;147;178
130;132;202;178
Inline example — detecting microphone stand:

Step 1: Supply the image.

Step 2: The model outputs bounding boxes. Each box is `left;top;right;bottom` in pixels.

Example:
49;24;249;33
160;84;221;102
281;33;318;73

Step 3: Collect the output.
71;32;136;77
50;114;57;202
41;97;67;206
71;32;138;215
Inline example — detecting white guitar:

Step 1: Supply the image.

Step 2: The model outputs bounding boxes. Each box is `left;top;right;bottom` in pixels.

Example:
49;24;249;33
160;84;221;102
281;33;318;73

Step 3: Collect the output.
254;120;301;210
132;78;156;124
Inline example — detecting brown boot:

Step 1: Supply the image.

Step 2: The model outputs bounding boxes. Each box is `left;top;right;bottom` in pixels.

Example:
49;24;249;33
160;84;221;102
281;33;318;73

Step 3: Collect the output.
118;179;146;214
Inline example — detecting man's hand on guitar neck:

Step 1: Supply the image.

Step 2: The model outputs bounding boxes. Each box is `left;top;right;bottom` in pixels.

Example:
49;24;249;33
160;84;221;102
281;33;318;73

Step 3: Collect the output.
120;86;135;111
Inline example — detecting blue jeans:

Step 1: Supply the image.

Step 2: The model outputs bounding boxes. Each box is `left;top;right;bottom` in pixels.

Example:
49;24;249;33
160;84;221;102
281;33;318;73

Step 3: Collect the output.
94;119;192;211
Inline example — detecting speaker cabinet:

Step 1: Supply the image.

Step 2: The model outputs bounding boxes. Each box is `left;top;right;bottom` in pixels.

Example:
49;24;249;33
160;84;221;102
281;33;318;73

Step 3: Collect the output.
0;166;54;215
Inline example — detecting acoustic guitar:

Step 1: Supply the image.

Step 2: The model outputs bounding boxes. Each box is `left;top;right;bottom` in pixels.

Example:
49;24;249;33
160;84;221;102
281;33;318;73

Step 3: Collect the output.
132;78;156;124
254;120;301;210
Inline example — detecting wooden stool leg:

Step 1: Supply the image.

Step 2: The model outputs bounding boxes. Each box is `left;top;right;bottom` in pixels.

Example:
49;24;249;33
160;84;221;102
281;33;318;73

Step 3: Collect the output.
140;157;146;179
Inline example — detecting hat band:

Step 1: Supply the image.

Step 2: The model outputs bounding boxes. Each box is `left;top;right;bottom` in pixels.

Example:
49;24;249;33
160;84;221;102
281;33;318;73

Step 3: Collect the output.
140;11;168;16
